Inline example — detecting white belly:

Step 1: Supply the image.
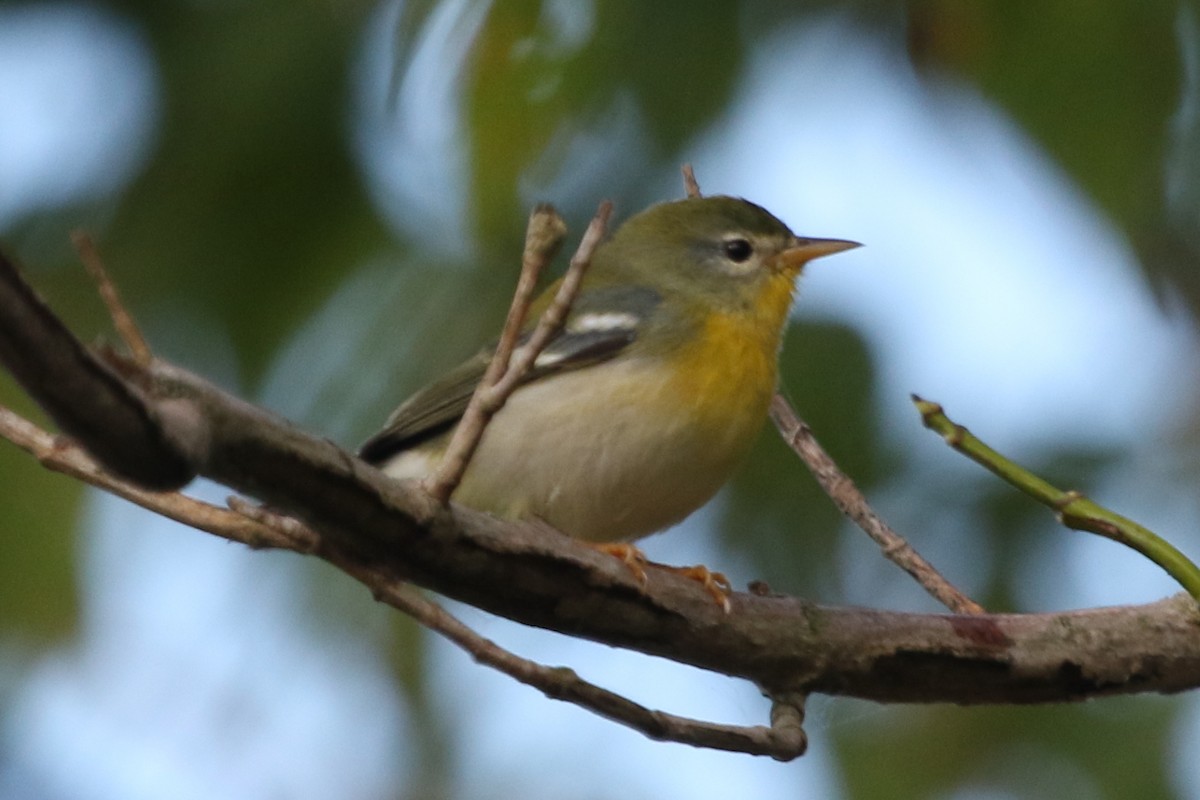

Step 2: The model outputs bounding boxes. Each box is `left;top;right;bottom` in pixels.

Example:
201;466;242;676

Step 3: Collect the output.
381;355;770;542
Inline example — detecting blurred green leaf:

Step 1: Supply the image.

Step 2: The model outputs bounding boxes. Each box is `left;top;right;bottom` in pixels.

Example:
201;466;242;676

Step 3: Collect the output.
836;696;1178;800
98;1;391;381
465;1;745;246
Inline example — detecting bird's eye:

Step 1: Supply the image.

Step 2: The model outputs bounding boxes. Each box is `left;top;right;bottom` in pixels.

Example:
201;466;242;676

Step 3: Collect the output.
722;238;753;263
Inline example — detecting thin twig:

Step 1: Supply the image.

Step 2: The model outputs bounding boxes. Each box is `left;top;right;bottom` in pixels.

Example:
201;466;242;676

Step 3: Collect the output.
71;231;152;366
425;201;612;505
340;559;805;759
0;402;302;551
681;163;702;198
770;393;985;615
913;394;1200;603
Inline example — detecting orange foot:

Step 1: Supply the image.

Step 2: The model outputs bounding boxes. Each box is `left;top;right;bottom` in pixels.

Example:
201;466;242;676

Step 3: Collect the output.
590;543;732;613
661;564;733;613
592;542;649;585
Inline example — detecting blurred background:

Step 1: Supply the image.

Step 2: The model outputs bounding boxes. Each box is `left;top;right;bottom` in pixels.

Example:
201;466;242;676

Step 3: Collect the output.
2;1;1199;797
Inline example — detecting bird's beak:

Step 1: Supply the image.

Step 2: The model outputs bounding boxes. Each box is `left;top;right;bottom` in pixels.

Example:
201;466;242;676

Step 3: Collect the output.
775;236;861;272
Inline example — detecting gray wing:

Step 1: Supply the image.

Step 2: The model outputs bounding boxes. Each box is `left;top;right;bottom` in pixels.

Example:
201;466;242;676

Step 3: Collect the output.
357;285;660;464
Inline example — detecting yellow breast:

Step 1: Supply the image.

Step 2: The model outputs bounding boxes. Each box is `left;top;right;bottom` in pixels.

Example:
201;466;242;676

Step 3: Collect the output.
666;269;796;439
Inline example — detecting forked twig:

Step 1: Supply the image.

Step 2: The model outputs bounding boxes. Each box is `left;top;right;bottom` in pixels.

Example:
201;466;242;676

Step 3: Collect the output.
425;201;612;505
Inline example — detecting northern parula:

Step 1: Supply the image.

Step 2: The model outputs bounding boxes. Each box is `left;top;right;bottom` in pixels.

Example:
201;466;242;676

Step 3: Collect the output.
359;196;857;546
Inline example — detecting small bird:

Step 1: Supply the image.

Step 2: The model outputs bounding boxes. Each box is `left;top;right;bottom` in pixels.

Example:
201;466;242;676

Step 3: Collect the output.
359;196;857;582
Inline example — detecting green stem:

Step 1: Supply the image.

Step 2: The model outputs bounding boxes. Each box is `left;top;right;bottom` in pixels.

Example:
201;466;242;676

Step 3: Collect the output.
912;394;1200;603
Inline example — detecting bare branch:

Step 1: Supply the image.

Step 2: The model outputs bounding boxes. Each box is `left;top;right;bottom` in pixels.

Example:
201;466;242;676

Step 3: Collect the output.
770;393;985;615
12;397;1200;758
7;356;1200;707
0;403;290;550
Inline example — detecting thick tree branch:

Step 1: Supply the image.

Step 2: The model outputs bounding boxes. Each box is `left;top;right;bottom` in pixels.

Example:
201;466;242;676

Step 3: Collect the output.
4;339;1200;703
